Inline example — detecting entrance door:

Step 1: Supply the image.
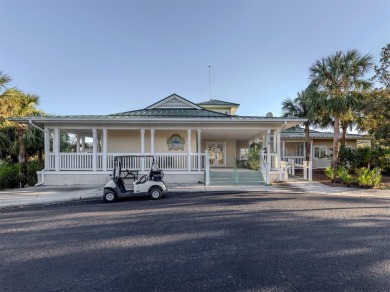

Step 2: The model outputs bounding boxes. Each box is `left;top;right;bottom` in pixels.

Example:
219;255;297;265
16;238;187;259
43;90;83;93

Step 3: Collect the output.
207;142;226;167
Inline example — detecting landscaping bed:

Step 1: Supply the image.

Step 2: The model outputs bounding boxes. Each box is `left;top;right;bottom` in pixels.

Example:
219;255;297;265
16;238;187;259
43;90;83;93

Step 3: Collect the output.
309;169;390;190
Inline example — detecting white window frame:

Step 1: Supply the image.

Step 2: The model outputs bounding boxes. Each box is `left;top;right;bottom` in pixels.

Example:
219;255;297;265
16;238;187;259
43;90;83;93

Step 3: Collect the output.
314;146;327;159
296;144;304;157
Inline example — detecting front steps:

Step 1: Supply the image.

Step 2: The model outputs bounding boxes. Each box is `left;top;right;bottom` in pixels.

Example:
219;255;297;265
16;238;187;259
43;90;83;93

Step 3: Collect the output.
209;168;265;186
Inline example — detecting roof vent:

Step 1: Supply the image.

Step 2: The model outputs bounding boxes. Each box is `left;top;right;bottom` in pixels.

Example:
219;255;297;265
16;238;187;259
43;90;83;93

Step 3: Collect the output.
266;112;273;118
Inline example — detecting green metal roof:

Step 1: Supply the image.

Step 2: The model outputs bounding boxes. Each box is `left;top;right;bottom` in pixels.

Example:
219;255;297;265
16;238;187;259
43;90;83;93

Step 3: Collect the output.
281;127;366;139
110;108;230;118
197;99;240;106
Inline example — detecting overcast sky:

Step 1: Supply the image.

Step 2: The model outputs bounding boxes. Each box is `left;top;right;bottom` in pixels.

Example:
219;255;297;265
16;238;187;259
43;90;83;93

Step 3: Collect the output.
0;0;389;117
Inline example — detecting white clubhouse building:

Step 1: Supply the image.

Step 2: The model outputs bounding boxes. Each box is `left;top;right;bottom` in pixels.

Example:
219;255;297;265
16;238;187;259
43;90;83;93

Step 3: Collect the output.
11;94;365;185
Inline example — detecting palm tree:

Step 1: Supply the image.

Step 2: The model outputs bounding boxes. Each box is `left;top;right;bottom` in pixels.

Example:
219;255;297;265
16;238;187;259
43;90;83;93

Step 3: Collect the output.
1;88;43;186
309;50;373;170
282;87;319;161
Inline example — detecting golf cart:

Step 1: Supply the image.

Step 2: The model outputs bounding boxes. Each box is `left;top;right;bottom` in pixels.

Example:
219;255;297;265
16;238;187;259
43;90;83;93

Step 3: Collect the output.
103;155;168;202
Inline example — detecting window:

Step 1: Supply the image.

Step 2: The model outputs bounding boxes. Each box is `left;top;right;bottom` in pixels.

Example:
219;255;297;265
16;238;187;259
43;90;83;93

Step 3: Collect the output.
296;144;304;157
314;146;327;159
240;148;249;160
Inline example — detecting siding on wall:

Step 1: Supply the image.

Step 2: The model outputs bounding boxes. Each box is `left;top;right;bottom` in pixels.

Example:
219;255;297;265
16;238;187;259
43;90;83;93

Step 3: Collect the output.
107;129;197;154
107;130;140;152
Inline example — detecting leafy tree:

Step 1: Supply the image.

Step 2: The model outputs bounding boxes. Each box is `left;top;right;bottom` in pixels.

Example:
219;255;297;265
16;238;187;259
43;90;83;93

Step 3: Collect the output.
357;44;390;146
371;43;390;89
309;50;373;170
357;89;390;146
281;86;320;161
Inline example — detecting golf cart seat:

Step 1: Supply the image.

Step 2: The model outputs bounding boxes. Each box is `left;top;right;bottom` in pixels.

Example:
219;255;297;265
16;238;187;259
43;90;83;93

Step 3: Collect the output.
150;169;163;181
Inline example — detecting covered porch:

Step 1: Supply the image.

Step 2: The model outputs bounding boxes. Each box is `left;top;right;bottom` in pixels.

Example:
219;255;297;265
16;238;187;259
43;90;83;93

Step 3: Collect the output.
38;124;290;185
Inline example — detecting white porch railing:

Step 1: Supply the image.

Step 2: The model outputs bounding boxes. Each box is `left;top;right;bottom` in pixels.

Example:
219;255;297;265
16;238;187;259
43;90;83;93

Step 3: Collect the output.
49;153;94;170
286;159;313;181
48;152;206;172
282;155;305;166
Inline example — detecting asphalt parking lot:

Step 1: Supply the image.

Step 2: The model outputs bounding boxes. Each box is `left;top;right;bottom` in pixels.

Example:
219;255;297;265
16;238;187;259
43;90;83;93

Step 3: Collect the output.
1;191;389;291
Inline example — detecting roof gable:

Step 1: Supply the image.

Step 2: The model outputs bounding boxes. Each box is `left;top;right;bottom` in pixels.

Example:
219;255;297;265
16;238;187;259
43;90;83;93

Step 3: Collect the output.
146;94;202;110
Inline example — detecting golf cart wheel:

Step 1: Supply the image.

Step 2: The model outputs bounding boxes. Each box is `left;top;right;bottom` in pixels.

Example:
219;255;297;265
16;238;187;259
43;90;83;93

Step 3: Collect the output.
103;190;117;203
149;187;162;200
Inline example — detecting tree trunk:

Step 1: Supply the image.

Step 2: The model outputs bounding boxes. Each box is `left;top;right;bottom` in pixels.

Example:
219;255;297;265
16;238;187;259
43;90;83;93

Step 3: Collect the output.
17;128;27;188
340;124;347;146
332;115;341;171
304;123;311;161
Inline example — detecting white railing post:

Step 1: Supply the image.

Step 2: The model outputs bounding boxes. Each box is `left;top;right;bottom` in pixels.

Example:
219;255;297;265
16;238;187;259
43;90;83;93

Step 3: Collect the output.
279;161;284;182
197;129;201;172
187;129;192;172
308;161;312;181
92;128;97;171
102;129;107;171
291;159;295;175
54;128;60;171
303;161;308;180
205;150;210;185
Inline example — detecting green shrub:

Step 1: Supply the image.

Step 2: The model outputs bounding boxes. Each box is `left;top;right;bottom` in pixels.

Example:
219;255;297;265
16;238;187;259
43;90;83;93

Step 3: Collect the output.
0;163;20;189
356;167;382;188
247;143;260;170
324;166;335;181
336;166;354;185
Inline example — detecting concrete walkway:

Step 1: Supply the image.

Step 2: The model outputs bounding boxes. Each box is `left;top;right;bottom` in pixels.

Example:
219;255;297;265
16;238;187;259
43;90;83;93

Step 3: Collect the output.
1;178;389;209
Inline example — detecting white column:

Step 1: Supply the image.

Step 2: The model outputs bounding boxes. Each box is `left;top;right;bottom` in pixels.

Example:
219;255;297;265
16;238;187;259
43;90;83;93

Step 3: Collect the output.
102;128;108;171
81;136;85;153
276;129;281;169
273;130;277;153
266;129;271;183
150;129;155;154
282;141;286;161
76;134;80;153
141;129;145;171
54;128;60;171
197;129;201;171
187;129;192;171
44;128;50;170
92;128;97;171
